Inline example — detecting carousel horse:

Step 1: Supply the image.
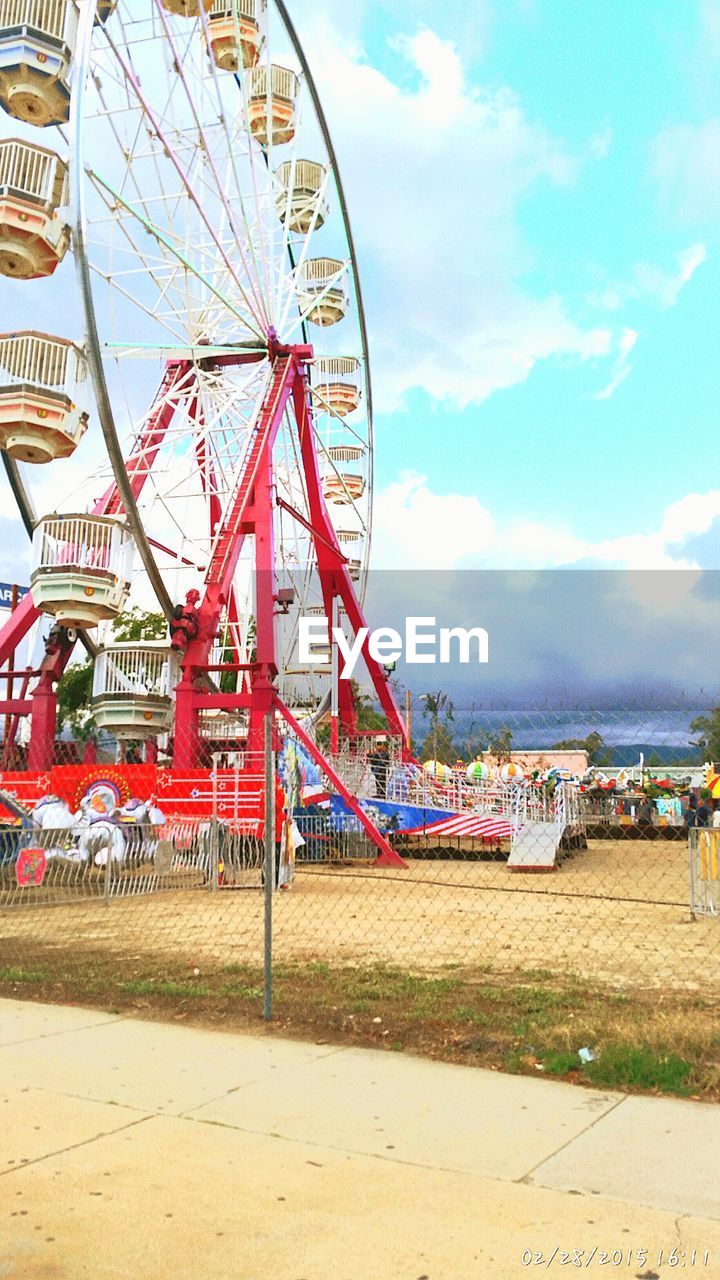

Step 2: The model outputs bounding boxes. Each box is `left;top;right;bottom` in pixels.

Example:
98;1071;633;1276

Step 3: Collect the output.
119;797;167;864
76;795;126;867
30;795;77;859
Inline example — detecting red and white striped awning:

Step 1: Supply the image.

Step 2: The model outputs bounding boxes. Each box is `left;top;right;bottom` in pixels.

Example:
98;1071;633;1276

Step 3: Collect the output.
398;813;514;842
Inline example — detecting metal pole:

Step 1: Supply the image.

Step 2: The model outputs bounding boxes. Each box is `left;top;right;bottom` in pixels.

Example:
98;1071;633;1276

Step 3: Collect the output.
330;597;339;755
3;584;18;751
210;752;220;892
104;843;112;904
263;708;275;1021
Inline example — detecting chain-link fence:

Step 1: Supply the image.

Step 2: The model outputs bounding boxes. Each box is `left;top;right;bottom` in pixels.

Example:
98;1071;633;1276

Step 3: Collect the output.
0;698;719;998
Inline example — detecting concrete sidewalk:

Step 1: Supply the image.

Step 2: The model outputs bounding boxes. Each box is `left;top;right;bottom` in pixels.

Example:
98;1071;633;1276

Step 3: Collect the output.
1;999;719;1280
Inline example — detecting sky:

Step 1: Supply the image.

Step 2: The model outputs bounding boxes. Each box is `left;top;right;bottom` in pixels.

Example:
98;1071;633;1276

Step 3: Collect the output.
287;0;720;573
1;1;720;586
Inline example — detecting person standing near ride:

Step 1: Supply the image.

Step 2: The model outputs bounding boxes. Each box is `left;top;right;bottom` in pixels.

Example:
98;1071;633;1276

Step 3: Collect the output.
684;795;698;830
637;798;653;828
697;797;712;828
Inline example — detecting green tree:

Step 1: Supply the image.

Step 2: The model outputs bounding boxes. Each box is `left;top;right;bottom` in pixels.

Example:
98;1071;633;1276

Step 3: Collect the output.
354;682;388;732
690;707;720;763
420;721;456;765
57;658;94;737
111;607;167;642
420;690;455;762
487;725;513;764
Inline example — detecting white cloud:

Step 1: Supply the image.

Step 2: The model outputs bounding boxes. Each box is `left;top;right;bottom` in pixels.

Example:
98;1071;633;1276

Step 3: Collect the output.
372;471;493;570
594;327;637;401
633;243;707;306
700;0;720;57
651;120;720;219
297;21;612;411
591;243;707;312
372;472;720;572
586;124;613;161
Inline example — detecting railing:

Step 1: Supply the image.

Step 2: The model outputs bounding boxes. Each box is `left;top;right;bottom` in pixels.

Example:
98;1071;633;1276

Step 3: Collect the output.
382;765;582;831
31;514;133;578
297;257;347;296
327;445;364;463
0;138;68;209
209;0;263;19
275;159;326;194
93;645;178;700
0;817;266;908
0;0;71;43
199;713;248;741
293;812;375;864
314;356;361;382
0;331;86;398
247;63;298;103
689;828;720;918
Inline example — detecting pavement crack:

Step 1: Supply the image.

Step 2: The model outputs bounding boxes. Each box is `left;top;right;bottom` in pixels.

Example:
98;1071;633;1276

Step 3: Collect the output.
515;1094;628;1185
0;1016;123;1049
0;1114;152;1177
178;1045;347;1117
173;1110;502;1179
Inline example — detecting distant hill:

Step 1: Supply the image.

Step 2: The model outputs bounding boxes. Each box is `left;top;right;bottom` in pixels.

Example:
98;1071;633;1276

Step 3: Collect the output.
600;744;702;768
438;706;702;767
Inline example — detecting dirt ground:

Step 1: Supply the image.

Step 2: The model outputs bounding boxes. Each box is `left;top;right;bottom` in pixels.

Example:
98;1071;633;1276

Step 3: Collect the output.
1;837;717;989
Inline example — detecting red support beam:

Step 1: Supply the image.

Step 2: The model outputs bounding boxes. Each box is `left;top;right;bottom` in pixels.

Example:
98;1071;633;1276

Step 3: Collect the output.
0;699;32;716
0;594;41;669
197;353;295;630
96;359;192;517
173;354;297;769
290;367;408;748
275;696;406;868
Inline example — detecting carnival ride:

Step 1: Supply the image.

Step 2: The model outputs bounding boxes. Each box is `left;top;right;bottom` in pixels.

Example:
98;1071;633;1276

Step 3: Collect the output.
0;0;415;864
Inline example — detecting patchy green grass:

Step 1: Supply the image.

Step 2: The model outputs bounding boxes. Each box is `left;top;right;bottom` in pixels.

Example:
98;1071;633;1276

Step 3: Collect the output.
0;965;47;985
585;1044;693;1096
541;1051;583;1077
0;941;717;1103
541;1044;693;1096
119;978;211;999
217;983;263;1001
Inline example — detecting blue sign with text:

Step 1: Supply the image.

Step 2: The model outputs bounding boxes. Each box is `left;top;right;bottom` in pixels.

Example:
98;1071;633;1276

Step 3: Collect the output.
0;584;29;609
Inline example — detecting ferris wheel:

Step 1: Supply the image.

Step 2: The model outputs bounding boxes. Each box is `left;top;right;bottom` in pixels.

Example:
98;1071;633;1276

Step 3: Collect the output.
0;0;408;771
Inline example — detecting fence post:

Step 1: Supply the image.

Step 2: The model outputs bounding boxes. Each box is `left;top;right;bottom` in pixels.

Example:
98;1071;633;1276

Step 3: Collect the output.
263;709;275;1021
103;844;112;904
210;752;220;892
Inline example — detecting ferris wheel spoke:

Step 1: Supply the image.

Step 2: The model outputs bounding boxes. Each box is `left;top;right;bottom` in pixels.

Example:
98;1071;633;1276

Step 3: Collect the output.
194;16;274;330
88;169;266;340
155;1;272;331
86;191;204;339
100;32;269;337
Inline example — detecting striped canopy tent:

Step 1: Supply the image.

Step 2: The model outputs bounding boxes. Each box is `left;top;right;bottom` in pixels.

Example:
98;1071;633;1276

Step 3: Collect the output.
395;813;514;842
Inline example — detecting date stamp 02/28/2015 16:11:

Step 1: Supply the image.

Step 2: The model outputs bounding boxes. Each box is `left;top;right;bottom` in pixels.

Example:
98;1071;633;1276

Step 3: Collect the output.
520;1247;712;1268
